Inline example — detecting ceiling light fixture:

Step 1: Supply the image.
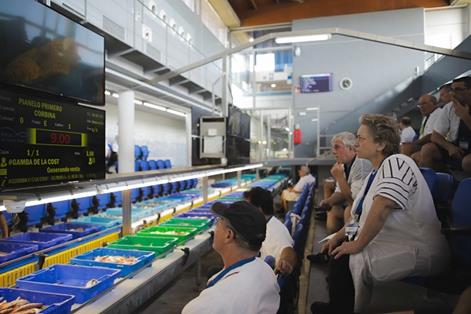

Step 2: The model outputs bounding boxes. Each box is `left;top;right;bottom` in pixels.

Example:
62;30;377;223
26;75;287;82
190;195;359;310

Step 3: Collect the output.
275;34;331;44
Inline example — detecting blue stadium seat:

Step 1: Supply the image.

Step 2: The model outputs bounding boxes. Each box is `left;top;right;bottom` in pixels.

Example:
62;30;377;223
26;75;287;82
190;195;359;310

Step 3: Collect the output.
156;160;165;169
162;183;171;195
420;167;438;196
95;193;110;210
134;145;142;160
171;182;179;194
436;172;455;205
24;204;46;227
163;159;172;169
153;184;162;197
113;192;123;207
52;200;71;221
179;180;187;191
138;160;150;171
74;197;91;216
141;145;149;161
292;183;313;215
131;188;140;203
134;160;140;172
148;160;158;170
293;223;304;255
449;178;471;267
142;186;153;200
3;212;12;226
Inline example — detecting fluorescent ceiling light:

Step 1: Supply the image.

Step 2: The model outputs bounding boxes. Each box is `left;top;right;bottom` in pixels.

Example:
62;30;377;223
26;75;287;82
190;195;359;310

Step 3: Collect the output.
306;107;319;111
285;127;290;132
270;83;277;88
249;37;254;42
134;99;143;105
166;109;186;117
312;118;319;122
299;112;306;116
104;90;111;96
275;34;331;44
143;102;167;111
112;92;119;98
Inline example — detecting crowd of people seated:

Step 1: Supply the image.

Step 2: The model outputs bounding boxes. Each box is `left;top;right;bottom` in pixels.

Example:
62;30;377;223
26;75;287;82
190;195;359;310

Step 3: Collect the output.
308;77;471;313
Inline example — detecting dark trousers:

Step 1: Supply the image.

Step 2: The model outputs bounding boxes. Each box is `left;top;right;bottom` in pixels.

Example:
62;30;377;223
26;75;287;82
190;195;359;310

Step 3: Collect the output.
328;254;355;314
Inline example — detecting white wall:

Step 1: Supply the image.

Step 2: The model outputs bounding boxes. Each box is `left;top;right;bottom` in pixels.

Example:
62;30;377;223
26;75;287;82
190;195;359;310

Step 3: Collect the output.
425;5;470;49
105;102;188;167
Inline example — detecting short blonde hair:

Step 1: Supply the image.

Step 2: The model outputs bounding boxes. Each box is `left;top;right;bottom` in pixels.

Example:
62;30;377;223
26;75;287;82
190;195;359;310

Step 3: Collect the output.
359;114;400;157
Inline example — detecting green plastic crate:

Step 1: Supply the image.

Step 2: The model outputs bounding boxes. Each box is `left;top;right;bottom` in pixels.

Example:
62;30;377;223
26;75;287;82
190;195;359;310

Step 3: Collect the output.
108;235;178;256
161;218;211;233
137;226;198;245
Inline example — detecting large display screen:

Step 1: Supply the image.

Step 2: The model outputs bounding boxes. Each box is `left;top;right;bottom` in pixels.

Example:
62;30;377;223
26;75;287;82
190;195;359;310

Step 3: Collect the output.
0;88;105;191
0;0;105;105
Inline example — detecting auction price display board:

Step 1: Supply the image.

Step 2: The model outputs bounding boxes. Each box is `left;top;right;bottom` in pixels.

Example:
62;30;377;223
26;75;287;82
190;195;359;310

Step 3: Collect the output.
0;88;105;190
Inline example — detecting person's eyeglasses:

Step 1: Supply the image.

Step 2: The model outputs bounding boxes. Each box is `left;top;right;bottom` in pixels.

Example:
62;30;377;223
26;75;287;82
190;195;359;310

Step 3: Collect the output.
451;87;468;93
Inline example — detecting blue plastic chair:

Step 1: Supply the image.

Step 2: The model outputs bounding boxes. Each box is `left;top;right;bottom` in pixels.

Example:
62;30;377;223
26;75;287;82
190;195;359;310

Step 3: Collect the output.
163;159;172;169
179;180;187;191
24;204;46;227
293;223;304;255
420;167;438;196
293;183;313;215
138;160;150;171
52;200;71;221
75;197;91;216
134;145;142;160
95;193;110;210
170;182;179;193
148;160;158;170
153;185;162;197
449;178;471;268
113;192;123;207
131;188;140;203
141;145;149;161
436;172;455;205
156;160;165;169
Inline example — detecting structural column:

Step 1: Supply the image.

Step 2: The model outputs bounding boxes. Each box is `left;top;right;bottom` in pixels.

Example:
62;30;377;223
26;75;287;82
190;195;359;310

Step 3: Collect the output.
118;90;135;235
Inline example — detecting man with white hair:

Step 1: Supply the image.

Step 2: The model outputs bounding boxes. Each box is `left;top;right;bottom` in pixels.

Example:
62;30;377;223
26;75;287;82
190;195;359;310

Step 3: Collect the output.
280;165;316;211
319;132;372;233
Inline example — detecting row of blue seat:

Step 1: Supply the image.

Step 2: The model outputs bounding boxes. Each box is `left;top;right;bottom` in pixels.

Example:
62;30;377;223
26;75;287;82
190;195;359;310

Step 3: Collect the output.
4;179;199;230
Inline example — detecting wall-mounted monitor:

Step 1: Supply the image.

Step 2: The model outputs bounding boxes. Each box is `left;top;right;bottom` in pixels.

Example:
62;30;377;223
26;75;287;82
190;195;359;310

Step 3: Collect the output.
300;73;332;93
0;87;105;191
0;0;105;106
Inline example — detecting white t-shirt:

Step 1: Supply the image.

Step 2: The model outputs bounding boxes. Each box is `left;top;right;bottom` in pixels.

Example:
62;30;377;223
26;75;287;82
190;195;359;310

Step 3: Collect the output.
349;154;449;311
400;126;416;143
260;217;294;260
433;102;460;142
182;258;280;314
334;157;373;200
293;174;315;192
421;107;442;137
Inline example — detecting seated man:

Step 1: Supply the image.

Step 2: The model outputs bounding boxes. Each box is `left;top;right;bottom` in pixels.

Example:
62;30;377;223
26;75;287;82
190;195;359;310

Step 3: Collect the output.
246;187;297;275
408;94;441;160
421;77;471;173
182;201;280;314
318;132;372;234
280;165;315;211
311;114;449;314
399;116;417;155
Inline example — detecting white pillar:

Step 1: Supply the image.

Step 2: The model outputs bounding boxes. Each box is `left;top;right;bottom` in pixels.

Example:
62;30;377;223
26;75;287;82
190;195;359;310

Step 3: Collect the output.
185;113;192;167
118;90;135;174
118;90;134;236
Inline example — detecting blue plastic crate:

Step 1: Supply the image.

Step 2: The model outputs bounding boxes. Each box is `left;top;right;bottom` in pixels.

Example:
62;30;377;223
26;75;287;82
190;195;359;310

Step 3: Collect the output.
3;232;72;250
40;223;104;239
70;248;155;277
0;288;75;314
16;264;120;304
74;216;121;229
0;241;38;263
